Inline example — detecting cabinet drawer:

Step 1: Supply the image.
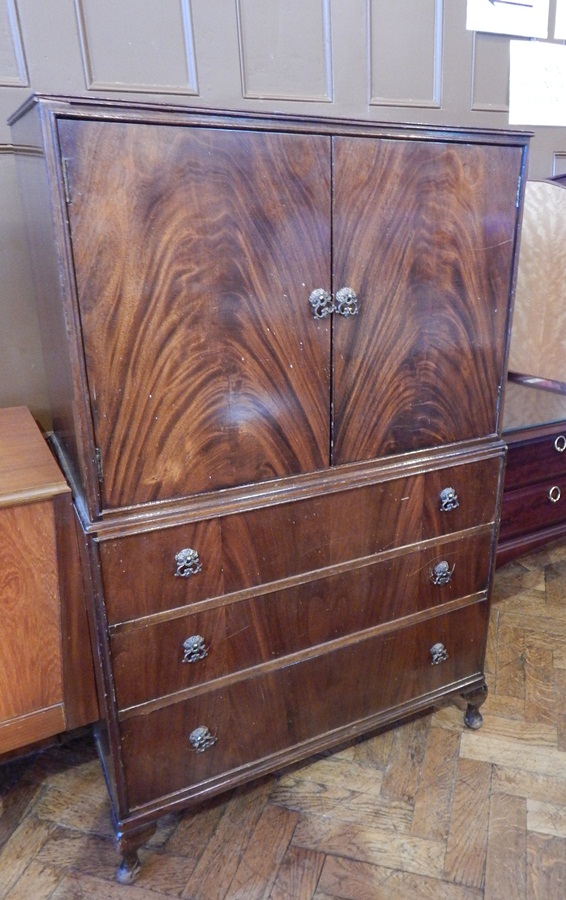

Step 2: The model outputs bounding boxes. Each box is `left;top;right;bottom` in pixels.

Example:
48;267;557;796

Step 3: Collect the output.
120;600;487;809
111;531;493;709
505;429;566;491
423;456;501;537
500;477;566;541
101;456;499;624
100;519;223;624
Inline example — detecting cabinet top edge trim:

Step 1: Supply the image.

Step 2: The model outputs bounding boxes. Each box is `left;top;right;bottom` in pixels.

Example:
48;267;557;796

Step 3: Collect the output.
9;94;532;146
77;439;506;540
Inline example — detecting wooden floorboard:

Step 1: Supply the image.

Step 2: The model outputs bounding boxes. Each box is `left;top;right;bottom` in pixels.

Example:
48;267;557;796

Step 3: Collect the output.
3;539;566;898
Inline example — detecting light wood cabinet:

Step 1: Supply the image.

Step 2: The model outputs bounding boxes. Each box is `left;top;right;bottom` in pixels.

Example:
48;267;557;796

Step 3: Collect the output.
10;96;529;882
0;407;97;754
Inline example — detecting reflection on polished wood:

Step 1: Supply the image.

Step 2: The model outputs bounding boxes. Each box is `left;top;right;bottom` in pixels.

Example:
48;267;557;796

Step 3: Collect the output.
2;540;566;897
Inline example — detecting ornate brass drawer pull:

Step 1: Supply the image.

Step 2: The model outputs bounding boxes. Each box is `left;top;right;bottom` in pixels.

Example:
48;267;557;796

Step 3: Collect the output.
309;288;334;319
549;486;561;503
431;560;454;586
189;726;217;753
555;435;566;453
182;635;208;663
174;548;202;578
439;487;459;512
335;287;359;317
430;642;449;665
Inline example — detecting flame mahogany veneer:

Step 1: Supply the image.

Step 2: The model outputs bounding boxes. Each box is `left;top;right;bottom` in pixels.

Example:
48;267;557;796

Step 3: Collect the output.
9;96;529;882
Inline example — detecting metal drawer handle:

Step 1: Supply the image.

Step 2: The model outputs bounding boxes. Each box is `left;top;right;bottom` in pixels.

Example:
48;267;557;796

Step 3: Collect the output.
430;642;449;665
555;435;566;453
175;548;202;578
189;726;217;753
335;287;359;317
309;288;334;319
182;635;208;663
431;560;454;586
439;487;459;512
549;486;561;503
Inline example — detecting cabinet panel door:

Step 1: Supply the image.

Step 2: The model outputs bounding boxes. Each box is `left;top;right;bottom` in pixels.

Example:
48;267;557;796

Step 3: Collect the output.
58;120;331;509
332;137;523;463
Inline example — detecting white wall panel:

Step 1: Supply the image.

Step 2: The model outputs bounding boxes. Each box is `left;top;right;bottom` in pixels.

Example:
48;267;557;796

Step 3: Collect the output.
369;0;442;108
236;0;332;101
0;0;28;87
75;0;198;94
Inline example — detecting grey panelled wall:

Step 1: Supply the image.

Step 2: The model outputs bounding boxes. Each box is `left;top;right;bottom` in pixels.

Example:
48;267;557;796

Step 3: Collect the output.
1;0;565;427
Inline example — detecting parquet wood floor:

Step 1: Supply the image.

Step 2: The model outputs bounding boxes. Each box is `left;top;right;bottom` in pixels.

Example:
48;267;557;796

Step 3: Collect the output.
2;541;566;898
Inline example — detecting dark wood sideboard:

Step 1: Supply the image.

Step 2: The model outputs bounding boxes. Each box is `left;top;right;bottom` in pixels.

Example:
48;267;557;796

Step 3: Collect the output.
499;377;566;566
10;95;529;881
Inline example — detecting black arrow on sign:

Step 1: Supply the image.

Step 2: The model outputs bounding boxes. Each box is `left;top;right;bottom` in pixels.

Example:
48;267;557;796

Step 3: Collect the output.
488;0;534;7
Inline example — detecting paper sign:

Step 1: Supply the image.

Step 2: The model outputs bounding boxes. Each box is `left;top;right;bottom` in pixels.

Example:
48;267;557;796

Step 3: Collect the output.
467;0;549;39
509;40;566;125
555;0;566;38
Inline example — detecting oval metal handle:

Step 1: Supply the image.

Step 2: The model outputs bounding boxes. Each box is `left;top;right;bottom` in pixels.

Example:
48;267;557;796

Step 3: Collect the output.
335;287;359;317
431;560;454;586
309;288;334;319
439;487;459;512
555;435;566;453
189;726;217;753
182;635;208;663
549;486;561;503
430;642;449;665
175;548;202;578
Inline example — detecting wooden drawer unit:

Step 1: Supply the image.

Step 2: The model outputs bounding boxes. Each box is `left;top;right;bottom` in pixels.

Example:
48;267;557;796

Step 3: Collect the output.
498;422;566;565
111;531;493;710
504;425;566;491
120;600;488;810
11;96;527;880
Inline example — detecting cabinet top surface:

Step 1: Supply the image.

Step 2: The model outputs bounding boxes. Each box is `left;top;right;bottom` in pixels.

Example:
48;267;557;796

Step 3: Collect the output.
9;93;532;146
0;407;69;507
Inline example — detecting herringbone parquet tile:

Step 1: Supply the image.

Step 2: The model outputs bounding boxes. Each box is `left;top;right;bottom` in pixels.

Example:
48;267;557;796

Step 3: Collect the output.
2;541;566;898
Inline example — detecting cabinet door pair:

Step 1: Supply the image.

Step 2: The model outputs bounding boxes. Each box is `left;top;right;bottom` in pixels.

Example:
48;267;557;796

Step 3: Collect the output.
58;119;522;510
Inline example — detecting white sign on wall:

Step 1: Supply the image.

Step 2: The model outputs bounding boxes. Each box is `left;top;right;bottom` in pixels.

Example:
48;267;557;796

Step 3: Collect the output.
555;0;566;39
509;40;566;125
467;0;549;39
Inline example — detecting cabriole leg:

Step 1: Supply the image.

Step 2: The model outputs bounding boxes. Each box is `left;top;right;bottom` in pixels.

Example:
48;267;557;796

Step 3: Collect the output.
115;823;156;884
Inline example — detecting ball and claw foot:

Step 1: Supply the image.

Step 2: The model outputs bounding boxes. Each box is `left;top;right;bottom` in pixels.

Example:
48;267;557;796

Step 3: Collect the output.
461;682;488;731
116;850;141;885
464;703;484;730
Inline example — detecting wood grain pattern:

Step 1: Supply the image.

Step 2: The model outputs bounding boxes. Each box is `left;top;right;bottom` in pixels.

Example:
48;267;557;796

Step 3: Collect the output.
0;407;68;506
119;602;487;808
0;501;63;722
58;119;332;510
332;138;522;463
110;532;492;709
100;454;498;627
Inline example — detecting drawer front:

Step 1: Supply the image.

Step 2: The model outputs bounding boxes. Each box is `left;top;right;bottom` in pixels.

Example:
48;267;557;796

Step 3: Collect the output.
220;475;424;592
500;477;566;541
505;430;566;491
100;519;223;625
120;601;487;809
101;456;498;624
423;456;502;538
111;531;493;709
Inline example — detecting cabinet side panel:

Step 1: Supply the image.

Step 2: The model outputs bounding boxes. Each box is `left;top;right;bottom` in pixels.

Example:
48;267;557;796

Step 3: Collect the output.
11;108;95;513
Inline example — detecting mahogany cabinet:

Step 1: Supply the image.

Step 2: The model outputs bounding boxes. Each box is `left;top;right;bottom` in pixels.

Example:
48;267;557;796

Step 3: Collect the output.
10;96;529;881
0;407;97;755
498;421;566;565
